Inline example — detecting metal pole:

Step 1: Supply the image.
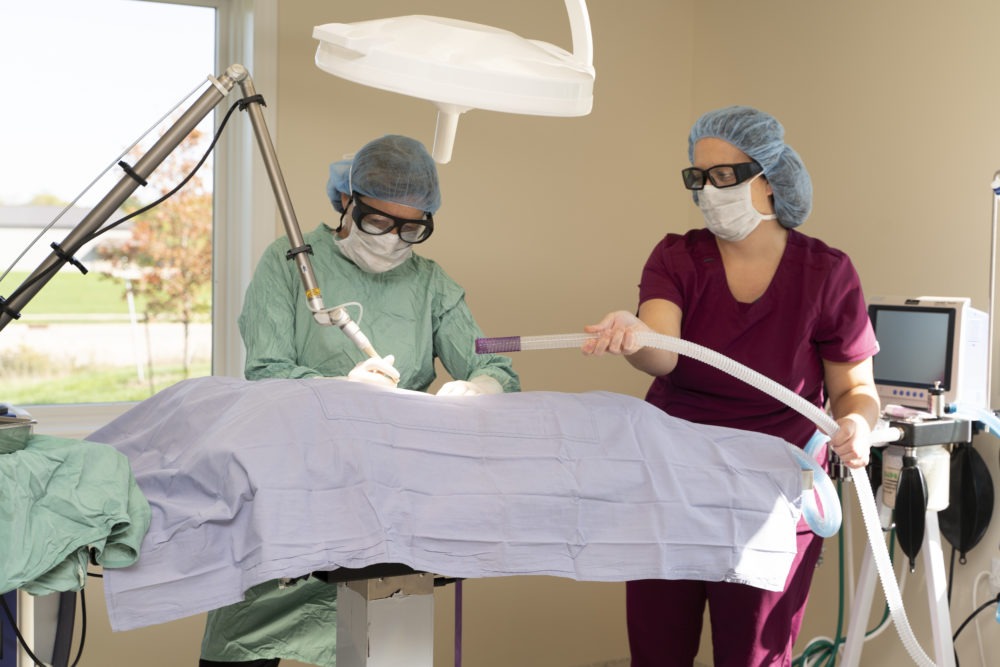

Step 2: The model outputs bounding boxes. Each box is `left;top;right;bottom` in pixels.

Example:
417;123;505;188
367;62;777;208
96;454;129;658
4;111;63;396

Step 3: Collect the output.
988;172;999;406
236;74;325;315
237;73;379;358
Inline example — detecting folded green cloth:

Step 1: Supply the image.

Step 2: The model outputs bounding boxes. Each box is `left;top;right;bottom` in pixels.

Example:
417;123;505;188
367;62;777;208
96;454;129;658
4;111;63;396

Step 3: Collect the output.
0;433;151;595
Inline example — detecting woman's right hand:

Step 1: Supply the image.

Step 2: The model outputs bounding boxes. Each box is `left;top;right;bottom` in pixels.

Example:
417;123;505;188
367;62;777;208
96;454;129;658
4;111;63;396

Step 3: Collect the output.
582;310;650;356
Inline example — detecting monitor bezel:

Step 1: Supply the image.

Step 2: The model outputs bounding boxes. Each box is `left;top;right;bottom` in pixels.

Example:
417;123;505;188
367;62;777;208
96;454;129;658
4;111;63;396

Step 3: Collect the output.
867;302;957;392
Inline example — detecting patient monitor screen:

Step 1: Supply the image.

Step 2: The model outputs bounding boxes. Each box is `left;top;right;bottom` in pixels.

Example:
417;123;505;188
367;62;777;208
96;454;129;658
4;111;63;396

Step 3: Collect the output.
871;306;953;389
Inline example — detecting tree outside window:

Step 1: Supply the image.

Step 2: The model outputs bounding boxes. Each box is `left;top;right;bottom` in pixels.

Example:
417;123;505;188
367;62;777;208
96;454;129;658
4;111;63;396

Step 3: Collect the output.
96;128;213;385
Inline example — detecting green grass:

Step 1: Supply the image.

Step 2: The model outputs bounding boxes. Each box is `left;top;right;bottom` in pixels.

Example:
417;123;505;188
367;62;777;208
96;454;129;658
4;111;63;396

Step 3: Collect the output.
1;271;214;404
2;362;212;404
1;270;144;316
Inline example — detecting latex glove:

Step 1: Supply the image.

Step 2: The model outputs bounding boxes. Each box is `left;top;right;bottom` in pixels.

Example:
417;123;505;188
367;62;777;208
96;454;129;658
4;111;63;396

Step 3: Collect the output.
435;375;503;397
347;354;400;388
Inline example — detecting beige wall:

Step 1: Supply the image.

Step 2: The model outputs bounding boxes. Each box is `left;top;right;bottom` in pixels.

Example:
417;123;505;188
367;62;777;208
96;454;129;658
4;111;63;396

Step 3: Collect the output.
77;1;1000;665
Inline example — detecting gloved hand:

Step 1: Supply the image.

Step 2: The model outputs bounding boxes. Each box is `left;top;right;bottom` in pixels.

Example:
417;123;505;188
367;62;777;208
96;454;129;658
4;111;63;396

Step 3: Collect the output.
435;374;503;397
347;354;400;388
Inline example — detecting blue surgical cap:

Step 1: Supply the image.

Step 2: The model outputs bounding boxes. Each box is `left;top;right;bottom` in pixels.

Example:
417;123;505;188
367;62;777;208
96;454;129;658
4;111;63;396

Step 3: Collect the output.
326;135;441;214
688;106;812;228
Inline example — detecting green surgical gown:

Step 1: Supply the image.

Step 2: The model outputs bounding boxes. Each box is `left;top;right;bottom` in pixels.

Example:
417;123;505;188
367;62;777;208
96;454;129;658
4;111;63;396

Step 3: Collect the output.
201;224;519;665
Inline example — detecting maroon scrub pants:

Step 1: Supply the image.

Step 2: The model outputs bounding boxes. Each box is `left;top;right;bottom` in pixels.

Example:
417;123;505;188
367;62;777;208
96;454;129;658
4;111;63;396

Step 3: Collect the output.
626;526;823;667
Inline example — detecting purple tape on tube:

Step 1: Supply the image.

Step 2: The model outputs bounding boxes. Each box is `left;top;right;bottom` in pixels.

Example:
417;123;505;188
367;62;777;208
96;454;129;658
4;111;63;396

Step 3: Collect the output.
474;336;521;354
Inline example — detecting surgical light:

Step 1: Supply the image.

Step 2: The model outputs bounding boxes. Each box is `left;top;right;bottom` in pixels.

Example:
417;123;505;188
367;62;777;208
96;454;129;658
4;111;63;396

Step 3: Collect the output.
313;0;596;164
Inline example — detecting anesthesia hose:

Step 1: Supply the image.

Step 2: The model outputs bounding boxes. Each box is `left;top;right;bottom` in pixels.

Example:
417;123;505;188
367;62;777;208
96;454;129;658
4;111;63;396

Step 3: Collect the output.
476;331;933;667
946;402;1000;436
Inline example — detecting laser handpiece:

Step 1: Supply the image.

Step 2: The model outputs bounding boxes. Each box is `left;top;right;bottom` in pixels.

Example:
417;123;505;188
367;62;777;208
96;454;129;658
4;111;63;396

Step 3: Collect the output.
320;306;378;358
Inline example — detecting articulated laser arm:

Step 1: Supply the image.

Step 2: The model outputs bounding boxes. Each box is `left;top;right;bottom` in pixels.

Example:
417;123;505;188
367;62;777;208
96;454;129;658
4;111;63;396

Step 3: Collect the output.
0;64;379;359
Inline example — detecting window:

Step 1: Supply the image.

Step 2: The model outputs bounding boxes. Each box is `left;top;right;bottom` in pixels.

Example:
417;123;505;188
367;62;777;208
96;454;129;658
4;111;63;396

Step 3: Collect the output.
0;0;276;437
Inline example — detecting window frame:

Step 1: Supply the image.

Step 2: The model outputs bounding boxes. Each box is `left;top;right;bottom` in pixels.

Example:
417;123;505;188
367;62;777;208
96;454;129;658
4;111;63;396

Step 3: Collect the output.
26;0;277;438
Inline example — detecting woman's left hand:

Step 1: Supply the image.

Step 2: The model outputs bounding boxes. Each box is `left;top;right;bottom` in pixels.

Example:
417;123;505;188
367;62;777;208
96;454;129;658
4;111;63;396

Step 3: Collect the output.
829;414;871;469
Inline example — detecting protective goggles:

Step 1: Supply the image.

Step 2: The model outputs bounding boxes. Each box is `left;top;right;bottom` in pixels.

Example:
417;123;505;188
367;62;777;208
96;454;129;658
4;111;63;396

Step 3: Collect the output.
681;161;763;190
351;195;434;244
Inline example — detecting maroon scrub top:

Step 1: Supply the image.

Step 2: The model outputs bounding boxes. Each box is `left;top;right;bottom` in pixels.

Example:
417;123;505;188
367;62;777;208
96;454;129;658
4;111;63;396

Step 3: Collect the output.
638;227;879;449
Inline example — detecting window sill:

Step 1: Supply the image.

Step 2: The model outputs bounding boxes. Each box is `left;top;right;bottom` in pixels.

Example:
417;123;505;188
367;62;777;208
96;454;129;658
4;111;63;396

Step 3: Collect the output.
23;402;137;440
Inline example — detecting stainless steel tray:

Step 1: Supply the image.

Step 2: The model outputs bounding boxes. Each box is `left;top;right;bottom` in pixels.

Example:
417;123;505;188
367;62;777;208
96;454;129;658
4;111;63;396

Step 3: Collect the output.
0;416;34;454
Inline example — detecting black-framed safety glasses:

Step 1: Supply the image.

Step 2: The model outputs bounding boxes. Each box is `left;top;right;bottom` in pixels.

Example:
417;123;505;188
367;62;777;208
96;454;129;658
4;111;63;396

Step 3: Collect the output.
351;195;434;244
681;161;763;190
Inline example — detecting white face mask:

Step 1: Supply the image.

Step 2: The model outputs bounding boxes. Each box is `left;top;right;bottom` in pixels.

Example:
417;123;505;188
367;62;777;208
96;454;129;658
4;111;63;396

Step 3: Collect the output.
335;209;413;273
697;173;777;242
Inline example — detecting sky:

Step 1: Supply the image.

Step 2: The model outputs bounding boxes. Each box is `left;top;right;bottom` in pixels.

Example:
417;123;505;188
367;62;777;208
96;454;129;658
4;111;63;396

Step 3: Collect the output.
0;0;216;209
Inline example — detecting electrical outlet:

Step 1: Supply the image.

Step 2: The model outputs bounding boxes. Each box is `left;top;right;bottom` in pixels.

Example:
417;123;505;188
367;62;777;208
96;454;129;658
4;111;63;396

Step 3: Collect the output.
990;556;1000;594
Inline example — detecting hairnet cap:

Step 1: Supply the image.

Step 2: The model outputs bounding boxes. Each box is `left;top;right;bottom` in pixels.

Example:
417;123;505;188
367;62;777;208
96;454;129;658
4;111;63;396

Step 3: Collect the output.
688;106;812;228
326;135;442;214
